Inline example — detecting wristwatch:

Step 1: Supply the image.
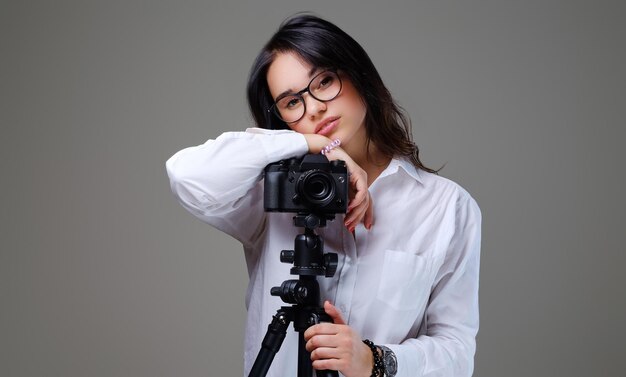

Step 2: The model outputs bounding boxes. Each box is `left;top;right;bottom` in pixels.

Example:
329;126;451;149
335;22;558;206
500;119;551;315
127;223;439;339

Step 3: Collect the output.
379;345;397;377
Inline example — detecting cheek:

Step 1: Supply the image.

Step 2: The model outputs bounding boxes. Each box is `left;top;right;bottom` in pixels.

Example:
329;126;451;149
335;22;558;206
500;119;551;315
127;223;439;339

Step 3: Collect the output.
340;87;367;120
356;101;367;122
342;98;367;125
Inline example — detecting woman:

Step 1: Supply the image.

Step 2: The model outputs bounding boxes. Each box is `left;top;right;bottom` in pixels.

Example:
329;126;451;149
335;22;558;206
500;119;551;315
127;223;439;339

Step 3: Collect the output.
167;14;481;377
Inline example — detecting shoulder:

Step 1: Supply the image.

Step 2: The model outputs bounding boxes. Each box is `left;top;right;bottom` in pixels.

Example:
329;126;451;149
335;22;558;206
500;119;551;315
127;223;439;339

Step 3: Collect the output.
389;158;480;222
389;157;479;207
417;169;481;217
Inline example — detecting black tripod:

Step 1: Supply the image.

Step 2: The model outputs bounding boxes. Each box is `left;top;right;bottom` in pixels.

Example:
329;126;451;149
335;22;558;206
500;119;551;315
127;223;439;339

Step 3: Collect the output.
248;213;340;377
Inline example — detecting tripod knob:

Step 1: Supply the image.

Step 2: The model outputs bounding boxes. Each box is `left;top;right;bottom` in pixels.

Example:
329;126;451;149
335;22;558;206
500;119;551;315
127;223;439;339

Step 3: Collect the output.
280;250;295;264
303;214;321;229
324;253;338;277
270;280;311;304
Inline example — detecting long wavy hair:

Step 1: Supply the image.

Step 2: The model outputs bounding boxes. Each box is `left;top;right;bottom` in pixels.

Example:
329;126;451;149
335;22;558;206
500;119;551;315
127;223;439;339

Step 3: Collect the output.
247;14;438;173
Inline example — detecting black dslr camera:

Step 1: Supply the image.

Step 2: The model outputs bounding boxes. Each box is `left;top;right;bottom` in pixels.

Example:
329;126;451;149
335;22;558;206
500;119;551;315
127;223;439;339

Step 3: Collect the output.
264;154;348;215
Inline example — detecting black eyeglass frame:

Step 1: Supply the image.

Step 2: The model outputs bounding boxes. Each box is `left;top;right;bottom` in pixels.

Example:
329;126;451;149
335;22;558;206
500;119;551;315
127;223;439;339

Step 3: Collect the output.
267;69;342;124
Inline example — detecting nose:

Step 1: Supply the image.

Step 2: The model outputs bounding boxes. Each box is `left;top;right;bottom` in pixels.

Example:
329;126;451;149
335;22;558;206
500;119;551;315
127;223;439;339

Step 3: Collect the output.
303;92;327;118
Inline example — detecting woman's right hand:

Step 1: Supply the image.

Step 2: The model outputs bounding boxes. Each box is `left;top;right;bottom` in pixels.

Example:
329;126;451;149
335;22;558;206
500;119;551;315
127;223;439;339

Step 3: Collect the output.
303;134;374;232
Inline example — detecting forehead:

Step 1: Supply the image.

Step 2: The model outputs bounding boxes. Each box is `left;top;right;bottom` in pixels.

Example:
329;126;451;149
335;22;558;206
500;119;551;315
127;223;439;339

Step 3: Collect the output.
266;52;317;99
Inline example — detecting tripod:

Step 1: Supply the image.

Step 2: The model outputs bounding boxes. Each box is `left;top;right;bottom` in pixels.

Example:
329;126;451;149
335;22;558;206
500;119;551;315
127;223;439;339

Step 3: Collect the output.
248;213;340;377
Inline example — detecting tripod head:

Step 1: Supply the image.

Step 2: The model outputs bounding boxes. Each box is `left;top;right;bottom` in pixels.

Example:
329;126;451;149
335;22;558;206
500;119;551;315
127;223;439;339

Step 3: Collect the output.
270;213;338;305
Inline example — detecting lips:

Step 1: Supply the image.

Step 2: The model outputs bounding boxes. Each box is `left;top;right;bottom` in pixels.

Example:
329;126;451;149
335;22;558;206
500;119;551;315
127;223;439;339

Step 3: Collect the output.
315;116;340;136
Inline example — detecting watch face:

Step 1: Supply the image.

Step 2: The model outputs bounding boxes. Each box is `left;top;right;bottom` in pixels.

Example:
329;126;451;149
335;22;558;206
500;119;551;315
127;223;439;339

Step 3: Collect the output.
380;346;398;376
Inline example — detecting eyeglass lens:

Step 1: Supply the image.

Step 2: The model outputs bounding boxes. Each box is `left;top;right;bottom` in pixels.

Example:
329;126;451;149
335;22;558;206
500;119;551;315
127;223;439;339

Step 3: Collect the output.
273;71;341;123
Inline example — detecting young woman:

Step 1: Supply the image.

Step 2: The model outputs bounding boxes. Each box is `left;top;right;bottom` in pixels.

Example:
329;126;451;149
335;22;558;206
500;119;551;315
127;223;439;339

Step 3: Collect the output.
167;15;481;377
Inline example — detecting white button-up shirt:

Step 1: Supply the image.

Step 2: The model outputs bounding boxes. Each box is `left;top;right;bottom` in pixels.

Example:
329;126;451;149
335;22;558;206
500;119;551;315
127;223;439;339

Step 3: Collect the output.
166;128;481;377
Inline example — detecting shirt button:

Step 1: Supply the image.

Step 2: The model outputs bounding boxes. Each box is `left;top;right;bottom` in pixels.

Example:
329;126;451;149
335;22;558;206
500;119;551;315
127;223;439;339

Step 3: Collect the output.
339;305;347;313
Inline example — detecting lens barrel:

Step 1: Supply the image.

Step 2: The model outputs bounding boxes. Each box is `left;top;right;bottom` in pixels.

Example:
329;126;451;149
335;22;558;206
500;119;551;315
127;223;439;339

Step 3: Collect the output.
296;170;336;207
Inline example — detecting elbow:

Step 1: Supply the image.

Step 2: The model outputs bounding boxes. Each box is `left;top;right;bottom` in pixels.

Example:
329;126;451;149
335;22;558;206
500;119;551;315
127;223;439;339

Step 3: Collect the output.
165;155;219;211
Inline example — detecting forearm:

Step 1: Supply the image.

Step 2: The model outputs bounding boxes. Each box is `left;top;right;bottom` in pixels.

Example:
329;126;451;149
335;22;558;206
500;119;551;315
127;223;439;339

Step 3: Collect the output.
166;128;308;210
165;128;309;244
302;133;333;154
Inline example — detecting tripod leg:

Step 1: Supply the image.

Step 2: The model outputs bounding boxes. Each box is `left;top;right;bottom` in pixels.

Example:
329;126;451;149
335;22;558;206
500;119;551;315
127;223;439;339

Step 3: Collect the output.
248;310;291;377
298;332;313;377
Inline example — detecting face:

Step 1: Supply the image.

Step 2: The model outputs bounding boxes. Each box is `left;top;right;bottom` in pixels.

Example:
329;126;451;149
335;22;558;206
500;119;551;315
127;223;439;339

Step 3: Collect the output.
266;52;367;150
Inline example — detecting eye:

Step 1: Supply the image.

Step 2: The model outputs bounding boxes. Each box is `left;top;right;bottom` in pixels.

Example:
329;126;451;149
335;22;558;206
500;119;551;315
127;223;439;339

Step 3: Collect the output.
319;75;334;87
316;74;334;89
279;96;302;109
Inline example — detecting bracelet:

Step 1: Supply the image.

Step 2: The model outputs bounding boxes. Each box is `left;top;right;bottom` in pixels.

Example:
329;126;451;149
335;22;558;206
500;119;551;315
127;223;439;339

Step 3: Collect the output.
362;339;384;377
320;139;341;155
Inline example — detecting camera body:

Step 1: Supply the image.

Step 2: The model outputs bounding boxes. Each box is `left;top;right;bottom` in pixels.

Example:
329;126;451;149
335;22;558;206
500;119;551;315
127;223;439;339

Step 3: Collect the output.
264;154;348;215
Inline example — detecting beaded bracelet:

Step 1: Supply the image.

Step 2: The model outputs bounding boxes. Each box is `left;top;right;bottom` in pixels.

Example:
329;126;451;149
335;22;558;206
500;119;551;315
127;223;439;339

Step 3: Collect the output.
362;339;384;377
320;139;341;155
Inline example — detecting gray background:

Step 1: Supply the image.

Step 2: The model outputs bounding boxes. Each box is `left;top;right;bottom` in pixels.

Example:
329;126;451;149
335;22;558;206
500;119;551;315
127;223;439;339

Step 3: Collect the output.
2;1;625;376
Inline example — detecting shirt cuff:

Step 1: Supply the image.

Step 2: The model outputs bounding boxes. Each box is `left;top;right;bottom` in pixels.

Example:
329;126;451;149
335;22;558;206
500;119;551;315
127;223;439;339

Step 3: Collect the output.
384;343;426;377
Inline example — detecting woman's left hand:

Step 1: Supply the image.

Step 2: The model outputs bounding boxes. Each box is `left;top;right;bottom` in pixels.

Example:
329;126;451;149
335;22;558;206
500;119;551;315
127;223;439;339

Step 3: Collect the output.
304;301;373;377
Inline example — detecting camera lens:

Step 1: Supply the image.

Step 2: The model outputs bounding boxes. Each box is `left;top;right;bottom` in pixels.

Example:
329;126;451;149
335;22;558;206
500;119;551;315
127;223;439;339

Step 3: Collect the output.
296;170;336;207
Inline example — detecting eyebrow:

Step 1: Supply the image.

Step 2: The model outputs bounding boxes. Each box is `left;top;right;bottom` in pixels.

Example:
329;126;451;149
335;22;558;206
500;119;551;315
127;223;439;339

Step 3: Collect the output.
274;67;322;101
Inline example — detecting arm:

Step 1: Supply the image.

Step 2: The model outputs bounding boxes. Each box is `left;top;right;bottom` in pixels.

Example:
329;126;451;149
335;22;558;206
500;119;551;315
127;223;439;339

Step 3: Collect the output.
165;128;308;247
304;193;481;377
385;194;482;377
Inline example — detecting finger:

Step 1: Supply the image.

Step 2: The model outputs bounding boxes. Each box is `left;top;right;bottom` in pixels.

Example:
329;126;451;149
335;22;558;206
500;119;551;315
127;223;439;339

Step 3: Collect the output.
347;178;368;211
310;346;341;360
312;358;342;372
324;301;346;325
347;191;365;212
346;166;367;203
345;193;369;228
364;193;374;229
347;182;365;207
346;187;369;222
345;203;367;231
305;334;340;352
304;323;340;340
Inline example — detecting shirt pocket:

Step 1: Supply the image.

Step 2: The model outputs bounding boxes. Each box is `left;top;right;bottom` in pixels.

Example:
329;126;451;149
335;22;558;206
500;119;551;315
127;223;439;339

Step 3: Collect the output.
376;249;433;311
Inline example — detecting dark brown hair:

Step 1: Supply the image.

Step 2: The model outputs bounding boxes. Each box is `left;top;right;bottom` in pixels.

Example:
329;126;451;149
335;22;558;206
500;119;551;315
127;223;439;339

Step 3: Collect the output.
247;14;438;173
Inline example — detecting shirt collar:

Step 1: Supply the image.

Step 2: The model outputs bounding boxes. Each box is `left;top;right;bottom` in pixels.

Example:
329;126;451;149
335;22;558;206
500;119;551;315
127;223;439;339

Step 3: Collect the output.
378;156;423;184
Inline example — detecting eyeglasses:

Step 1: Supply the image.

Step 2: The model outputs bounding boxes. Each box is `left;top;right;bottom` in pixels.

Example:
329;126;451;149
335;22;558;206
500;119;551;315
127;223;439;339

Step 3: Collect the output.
268;70;342;124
